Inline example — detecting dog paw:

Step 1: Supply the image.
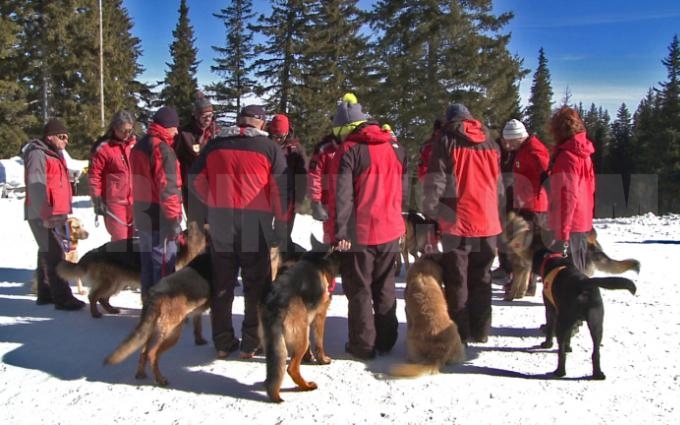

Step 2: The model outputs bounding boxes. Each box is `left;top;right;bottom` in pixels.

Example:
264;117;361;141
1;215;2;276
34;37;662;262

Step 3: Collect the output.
135;371;147;380
155;377;169;387
316;355;331;365
195;338;208;346
300;381;317;391
553;368;566;377
91;311;103;319
540;341;553;349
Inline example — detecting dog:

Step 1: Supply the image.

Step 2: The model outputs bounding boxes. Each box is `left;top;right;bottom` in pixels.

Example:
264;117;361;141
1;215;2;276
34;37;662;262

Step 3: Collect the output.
502;212;641;300
390;255;466;378
260;245;340;403
532;248;637;379
396;211;437;274
104;252;212;386
57;221;207;318
30;216;90;295
103;235;305;387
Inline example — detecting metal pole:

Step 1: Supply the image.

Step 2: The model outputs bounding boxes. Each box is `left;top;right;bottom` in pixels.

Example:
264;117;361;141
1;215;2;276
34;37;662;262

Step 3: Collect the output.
99;0;105;127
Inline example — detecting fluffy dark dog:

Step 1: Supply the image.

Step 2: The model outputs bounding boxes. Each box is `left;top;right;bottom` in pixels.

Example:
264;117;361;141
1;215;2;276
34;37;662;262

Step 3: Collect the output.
391;255;465;378
503;212;640;300
57;222;206;318
104;252;212;386
533;249;637;379
260;246;340;403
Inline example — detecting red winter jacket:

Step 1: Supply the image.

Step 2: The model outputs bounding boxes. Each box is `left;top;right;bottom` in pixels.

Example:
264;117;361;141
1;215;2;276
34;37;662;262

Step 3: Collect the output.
417;129;441;182
422;119;502;237
512;135;549;212
547;132;595;241
23;139;73;221
89;135;136;206
130;123;183;230
308;135;340;243
335;123;407;246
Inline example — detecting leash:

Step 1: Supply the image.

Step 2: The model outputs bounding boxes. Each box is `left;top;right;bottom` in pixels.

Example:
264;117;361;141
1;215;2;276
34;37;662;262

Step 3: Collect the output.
51;222;71;253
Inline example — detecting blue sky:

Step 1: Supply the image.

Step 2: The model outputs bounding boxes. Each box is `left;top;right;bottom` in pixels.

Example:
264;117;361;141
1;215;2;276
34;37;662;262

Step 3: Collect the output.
122;0;680;114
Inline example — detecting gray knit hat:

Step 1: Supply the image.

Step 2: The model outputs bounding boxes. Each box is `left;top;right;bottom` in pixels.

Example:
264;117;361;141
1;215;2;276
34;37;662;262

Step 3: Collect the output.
332;93;368;126
502;119;529;140
445;103;472;122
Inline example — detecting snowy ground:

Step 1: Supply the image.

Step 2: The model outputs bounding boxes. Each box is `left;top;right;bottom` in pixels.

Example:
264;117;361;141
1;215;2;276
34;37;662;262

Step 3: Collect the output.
1;196;678;424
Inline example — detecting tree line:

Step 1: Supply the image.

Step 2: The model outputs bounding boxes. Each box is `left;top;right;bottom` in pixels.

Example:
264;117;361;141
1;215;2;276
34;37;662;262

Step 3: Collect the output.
1;1;679;213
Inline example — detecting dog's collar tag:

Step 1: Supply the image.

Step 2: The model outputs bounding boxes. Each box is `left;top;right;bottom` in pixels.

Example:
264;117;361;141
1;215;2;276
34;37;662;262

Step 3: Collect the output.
542;265;567;309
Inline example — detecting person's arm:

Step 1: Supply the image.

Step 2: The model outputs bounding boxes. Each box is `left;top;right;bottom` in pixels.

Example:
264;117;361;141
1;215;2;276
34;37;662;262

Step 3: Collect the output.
155;143;182;222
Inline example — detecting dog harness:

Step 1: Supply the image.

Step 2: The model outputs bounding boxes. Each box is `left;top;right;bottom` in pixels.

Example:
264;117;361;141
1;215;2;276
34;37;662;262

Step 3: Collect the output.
542;265;567;310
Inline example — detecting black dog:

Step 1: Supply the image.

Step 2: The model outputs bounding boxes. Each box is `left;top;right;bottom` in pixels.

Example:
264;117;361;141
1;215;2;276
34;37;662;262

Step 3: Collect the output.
533;250;637;379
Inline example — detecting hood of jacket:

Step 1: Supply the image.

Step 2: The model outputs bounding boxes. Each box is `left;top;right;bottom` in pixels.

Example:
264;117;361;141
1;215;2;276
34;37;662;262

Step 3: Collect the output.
446;119;487;144
345;122;393;145
554;131;594;158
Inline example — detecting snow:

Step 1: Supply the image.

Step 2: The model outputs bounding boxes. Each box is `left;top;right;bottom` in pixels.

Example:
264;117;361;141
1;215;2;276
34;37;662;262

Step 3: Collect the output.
1;196;678;425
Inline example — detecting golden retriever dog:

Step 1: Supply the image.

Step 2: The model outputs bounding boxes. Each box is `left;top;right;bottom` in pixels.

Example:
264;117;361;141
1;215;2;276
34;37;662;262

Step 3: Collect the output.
391;255;466;377
30;216;90;295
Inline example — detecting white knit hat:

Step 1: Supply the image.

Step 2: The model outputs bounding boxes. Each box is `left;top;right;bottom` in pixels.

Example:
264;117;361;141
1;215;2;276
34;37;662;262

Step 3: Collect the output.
502;119;529;140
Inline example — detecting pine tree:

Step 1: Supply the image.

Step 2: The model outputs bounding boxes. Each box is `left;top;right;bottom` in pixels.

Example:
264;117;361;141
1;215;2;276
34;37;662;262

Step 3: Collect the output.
583;103;611;174
526;48;554;145
160;0;199;126
209;0;258;121
0;1;38;157
610;103;634;198
367;0;525;154
656;35;680;130
250;0;308;114
291;0;369;146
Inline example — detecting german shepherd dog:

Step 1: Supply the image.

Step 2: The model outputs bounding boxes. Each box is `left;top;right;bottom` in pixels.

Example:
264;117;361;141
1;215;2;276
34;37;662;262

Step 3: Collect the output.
57;221;206;318
396;211;437;274
104;252;212;386
503;212;641;300
260;246;341;403
391;255;466;378
532;248;637;379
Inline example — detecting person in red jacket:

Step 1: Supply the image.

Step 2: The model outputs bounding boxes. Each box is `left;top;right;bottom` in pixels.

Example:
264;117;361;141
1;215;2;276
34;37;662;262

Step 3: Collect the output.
307;133;340;243
88;110;137;241
334;93;408;359
417;118;443;182
176;93;218;223
546;106;595;273
267;114;307;237
24;118;85;310
130;106;183;301
499;118;550;298
422;103;502;343
190;105;289;359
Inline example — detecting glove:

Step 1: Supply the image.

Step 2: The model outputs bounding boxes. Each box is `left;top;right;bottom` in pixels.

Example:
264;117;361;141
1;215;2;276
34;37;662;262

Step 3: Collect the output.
168;220;183;239
549;240;570;258
92;196;107;216
311;201;329;222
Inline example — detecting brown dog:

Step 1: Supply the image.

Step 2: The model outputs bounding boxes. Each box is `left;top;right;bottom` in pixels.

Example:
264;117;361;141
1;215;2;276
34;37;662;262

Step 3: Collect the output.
260;247;340;402
30;216;90;295
104;252;212;386
57;221;206;318
391;255;466;377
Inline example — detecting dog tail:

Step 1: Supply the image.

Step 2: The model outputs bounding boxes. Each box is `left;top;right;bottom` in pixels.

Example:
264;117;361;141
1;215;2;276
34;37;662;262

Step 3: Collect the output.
260;299;288;402
589;249;641;275
104;300;160;366
590;277;637;295
56;260;85;280
389;363;441;378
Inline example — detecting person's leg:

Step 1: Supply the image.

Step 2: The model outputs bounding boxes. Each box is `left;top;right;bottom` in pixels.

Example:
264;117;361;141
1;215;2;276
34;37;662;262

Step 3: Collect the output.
441;234;471;341
341;246;377;358
569;231;589;273
239;245;272;356
28;220;52;304
209;244;239;356
371;240;399;353
467;236;497;342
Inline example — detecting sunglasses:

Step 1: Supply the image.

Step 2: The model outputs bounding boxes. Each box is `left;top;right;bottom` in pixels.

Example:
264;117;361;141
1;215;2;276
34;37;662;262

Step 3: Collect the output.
56;134;68;141
117;127;134;135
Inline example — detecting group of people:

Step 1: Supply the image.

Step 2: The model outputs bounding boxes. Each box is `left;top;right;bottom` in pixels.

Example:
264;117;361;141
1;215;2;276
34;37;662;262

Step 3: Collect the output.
24;91;595;362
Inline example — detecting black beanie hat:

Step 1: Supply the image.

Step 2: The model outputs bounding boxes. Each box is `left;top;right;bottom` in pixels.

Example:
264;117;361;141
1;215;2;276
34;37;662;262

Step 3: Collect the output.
43;118;68;137
153;106;180;128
